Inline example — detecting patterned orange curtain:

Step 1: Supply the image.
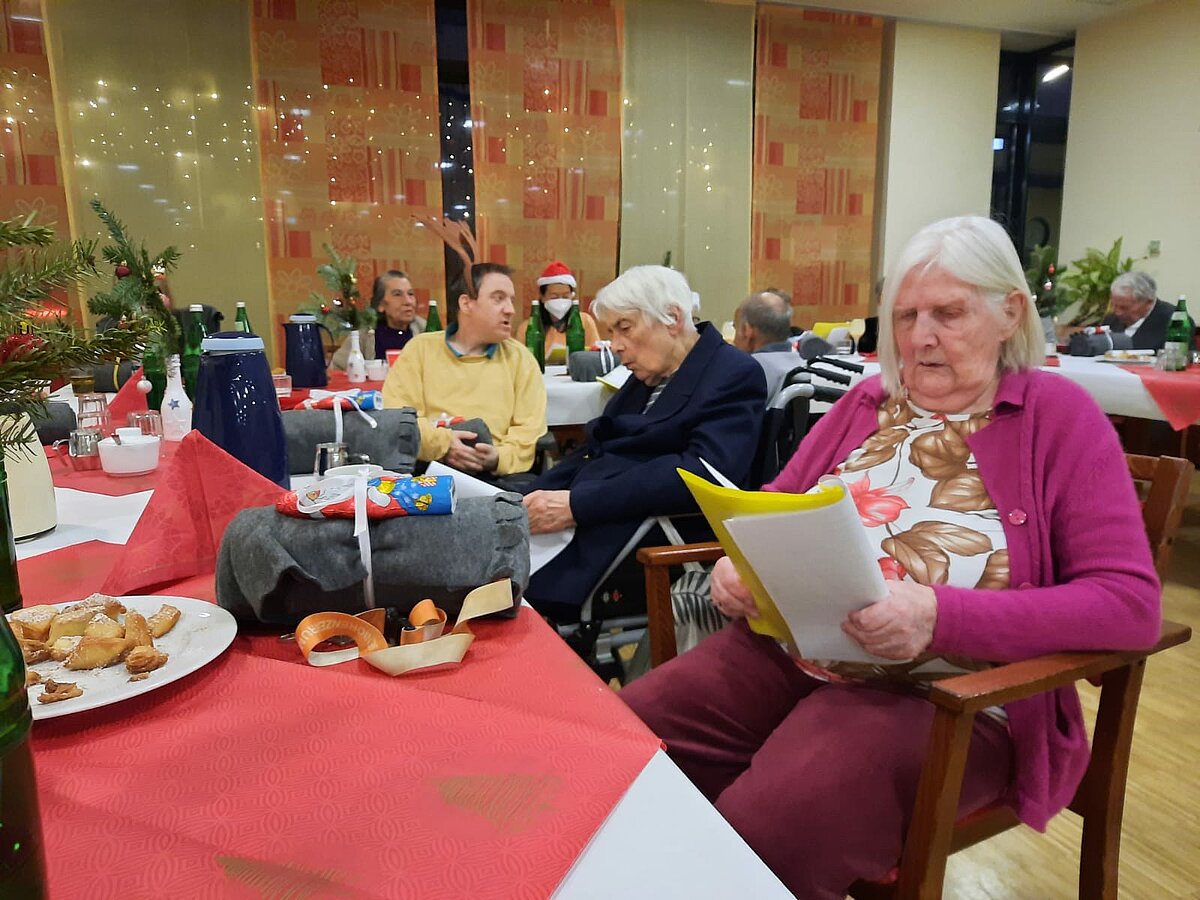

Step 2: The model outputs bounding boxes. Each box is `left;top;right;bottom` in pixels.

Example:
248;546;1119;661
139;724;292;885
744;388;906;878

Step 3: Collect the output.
251;0;446;324
0;0;75;316
467;0;621;311
752;8;882;326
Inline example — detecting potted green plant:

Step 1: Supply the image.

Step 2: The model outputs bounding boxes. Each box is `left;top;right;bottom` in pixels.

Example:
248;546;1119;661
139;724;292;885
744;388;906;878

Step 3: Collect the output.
1056;238;1142;326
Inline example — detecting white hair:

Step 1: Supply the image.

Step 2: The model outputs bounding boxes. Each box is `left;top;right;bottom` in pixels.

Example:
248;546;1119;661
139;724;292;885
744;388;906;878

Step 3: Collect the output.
878;216;1045;397
592;265;697;328
1110;271;1157;304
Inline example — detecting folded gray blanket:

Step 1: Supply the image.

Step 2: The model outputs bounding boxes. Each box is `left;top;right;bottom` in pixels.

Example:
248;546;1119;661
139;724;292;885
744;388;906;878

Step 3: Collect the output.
568;349;618;382
282;407;419;475
215;494;529;626
32;402;76;445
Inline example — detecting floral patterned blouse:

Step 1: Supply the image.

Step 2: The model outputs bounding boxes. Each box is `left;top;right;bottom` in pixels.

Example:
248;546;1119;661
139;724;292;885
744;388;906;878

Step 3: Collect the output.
813;396;1009;683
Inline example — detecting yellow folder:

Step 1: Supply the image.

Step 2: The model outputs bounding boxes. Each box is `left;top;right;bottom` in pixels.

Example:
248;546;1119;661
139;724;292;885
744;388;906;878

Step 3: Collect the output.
678;468;845;646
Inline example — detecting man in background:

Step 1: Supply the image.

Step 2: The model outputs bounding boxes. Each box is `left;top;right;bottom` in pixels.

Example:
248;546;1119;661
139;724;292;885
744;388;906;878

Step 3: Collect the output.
383;262;546;480
733;289;794;353
1101;271;1174;350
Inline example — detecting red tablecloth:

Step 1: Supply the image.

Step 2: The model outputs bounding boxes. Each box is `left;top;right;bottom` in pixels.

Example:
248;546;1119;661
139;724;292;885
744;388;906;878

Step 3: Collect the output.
48;440;178;496
20;472;662;897
1118;363;1200;430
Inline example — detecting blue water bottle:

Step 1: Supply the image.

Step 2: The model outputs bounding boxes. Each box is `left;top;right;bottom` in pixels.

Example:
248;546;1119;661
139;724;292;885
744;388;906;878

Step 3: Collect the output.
193;332;290;487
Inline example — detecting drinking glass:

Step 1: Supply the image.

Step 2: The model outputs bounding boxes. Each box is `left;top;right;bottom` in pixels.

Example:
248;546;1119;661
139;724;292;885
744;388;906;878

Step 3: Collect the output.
75;393;109;433
127;410;163;437
848;318;867;355
68;368;95;396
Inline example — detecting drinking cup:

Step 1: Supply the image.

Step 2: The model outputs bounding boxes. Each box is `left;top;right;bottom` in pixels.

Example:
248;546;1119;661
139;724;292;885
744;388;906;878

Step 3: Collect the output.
128;410;164;437
313;441;349;477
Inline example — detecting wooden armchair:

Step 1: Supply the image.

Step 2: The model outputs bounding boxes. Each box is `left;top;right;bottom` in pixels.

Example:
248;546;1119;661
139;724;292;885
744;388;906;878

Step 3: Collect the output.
636;453;1194;899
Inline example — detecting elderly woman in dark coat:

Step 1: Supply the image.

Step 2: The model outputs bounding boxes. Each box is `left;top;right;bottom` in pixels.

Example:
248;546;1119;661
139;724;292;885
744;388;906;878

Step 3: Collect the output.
522;265;767;615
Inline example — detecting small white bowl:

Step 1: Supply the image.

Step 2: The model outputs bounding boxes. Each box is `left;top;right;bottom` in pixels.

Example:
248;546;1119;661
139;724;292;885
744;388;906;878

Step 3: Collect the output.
98;432;161;477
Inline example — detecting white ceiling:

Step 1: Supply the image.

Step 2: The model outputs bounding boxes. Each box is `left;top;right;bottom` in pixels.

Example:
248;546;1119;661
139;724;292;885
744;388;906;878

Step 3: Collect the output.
770;0;1157;51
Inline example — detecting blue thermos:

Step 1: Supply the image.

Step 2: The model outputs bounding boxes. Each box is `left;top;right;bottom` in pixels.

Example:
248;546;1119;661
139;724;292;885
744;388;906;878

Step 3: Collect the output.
192;332;290;487
282;313;333;388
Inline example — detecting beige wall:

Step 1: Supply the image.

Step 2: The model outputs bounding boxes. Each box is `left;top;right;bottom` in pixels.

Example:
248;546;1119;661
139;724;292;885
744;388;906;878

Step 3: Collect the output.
44;0;273;355
878;21;1000;275
1059;0;1200;303
620;0;755;327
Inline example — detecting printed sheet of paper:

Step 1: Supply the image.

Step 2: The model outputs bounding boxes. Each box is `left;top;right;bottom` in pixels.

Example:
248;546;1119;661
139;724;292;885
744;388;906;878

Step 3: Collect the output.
681;467;889;663
425;462;572;575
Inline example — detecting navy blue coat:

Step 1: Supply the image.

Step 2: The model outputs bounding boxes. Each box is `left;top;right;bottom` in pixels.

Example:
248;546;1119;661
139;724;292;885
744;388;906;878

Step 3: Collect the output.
523;322;767;609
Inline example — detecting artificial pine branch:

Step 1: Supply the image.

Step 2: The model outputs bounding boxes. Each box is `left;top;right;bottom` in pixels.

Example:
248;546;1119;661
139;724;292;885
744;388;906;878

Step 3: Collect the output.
85;198;182;354
0;214;152;453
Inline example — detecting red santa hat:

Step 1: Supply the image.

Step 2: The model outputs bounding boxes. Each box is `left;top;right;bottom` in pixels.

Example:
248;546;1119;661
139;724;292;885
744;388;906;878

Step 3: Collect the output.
537;260;577;289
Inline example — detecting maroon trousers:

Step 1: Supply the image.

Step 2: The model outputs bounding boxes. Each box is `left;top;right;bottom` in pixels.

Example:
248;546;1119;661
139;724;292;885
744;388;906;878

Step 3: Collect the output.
621;622;1014;899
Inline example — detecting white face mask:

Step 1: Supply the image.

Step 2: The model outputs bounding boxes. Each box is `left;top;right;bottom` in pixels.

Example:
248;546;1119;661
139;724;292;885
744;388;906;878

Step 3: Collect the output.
544;298;572;320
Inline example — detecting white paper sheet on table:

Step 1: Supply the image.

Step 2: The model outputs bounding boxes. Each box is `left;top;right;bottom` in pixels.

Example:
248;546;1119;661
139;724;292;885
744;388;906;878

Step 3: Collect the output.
425;461;572;575
16;488;152;560
721;477;889;663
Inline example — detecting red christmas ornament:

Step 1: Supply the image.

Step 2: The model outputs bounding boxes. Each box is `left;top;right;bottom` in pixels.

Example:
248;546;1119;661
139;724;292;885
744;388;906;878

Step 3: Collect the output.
0;333;46;364
320;304;331;314
115;264;131;278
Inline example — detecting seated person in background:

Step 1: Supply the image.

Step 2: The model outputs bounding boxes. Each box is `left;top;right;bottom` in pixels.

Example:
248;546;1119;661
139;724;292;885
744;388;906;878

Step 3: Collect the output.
515;260;600;364
1100;271;1173;350
733;289;794;353
522;265;768;617
382;263;546;479
332;270;425;370
620;216;1161;899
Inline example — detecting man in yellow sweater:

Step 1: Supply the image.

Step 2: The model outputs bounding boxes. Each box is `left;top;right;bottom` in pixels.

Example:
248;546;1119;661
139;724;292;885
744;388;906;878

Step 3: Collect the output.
382;262;546;477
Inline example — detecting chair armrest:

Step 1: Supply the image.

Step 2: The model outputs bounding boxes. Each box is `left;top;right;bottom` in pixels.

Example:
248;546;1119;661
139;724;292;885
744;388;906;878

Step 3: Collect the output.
636;541;725;568
927;620;1191;714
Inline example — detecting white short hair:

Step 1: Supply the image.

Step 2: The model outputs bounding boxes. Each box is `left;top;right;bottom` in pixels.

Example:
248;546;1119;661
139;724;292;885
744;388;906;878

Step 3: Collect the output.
592;265;696;327
878;216;1045;397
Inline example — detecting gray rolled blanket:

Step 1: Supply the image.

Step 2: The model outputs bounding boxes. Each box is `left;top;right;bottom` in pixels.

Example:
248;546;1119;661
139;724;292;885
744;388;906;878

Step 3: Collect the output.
281;406;420;475
215;493;529;626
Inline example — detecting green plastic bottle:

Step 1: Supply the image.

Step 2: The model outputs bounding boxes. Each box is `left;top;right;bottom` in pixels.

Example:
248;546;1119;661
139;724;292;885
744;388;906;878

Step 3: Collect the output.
140;337;167;412
0;460;48;898
566;298;586;356
525;300;545;372
234;301;252;334
1165;296;1192;372
181;304;207;400
425;300;442;333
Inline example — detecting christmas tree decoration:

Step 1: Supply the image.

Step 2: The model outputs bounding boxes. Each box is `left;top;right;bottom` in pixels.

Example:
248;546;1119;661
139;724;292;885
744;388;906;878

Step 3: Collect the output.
0;212;151;453
298;243;374;337
86;199;183;355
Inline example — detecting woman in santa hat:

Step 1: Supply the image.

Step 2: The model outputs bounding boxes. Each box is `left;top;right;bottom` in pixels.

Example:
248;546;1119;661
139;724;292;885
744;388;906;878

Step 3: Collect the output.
516;260;600;365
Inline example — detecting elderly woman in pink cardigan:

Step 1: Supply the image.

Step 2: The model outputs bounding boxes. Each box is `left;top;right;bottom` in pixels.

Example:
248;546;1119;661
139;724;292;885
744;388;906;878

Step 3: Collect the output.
620;215;1161;898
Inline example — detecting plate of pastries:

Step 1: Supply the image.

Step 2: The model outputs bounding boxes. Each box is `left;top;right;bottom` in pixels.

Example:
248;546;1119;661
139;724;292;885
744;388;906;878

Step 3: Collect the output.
7;594;237;720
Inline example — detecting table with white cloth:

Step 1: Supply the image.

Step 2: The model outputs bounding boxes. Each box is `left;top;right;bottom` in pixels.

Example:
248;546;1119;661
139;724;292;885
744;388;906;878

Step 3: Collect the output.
16;477;789;899
544;365;611;427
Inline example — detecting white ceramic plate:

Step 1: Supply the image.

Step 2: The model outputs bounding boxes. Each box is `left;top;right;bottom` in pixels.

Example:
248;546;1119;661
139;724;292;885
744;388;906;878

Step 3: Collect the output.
22;595;237;721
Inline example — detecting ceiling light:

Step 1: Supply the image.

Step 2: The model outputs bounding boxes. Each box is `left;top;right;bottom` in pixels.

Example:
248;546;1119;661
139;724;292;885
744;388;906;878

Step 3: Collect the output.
1042;64;1070;83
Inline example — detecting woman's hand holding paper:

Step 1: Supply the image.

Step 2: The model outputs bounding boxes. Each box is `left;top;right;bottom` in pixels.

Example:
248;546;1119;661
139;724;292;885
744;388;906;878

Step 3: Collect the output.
523;490;575;534
711;556;759;620
842;580;937;660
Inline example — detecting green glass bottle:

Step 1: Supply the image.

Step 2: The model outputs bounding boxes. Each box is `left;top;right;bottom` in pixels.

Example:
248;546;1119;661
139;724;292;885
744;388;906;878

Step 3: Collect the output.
425;299;442;333
525;300;545;372
234;301;252;334
181;304;207;400
141;336;167;413
565;298;586;356
0;461;48;898
1165;296;1192;372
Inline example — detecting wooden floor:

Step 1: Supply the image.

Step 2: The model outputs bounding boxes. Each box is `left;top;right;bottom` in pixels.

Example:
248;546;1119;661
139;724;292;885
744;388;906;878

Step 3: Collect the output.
942;475;1200;899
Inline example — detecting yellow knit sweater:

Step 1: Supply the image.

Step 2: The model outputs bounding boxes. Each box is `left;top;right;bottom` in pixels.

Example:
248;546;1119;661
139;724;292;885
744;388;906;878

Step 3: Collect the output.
381;331;547;475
